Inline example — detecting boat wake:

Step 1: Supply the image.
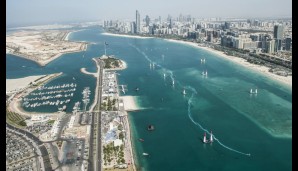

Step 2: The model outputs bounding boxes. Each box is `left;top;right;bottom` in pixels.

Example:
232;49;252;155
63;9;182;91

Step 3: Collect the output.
130;44;251;157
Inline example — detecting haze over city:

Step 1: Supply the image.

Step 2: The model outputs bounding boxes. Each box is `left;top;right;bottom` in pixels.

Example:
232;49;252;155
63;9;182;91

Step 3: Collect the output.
7;0;292;27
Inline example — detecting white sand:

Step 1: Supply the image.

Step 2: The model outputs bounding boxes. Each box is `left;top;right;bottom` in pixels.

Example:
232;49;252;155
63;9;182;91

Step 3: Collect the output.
101;32;153;39
80;68;98;78
6;75;46;93
165;39;292;88
120;96;140;111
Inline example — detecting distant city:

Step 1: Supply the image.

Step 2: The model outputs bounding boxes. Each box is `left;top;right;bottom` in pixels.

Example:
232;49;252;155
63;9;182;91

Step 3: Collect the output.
103;11;292;73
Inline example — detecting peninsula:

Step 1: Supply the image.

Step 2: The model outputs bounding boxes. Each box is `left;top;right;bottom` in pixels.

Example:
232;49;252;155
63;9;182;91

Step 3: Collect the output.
6;30;88;66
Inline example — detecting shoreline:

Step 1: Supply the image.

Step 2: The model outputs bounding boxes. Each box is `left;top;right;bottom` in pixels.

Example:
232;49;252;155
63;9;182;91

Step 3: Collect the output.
64;29;86;41
124;112;136;171
101;32;153;39
163;39;292;88
7;43;88;67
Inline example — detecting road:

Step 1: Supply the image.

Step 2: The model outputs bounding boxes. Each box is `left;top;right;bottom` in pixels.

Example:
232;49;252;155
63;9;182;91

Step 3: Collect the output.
96;59;104;171
88;58;104;171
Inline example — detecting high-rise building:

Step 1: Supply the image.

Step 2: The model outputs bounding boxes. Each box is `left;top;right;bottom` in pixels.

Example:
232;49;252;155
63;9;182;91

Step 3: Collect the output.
274;25;284;39
285;37;291;51
145;15;150;27
169;18;173;29
224;22;231;30
266;39;275;54
136;10;140;33
131;22;136;34
274;25;283;51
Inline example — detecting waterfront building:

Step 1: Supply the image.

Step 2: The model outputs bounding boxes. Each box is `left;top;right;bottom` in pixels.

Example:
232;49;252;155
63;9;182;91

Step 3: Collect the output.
285;37;292;51
136;10;140;33
266;39;276;54
131;22;136;34
274;24;284;51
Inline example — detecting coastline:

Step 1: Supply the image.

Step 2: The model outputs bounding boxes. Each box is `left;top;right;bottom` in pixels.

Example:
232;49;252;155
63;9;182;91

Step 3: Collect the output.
64;29;86;41
164;39;292;88
101;32;153;39
124;111;137;171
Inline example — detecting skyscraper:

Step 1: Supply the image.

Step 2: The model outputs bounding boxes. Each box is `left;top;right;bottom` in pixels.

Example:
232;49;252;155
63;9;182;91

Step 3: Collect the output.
169;18;173;29
145;15;150;27
136;10;140;33
274;25;284;51
274;25;284;39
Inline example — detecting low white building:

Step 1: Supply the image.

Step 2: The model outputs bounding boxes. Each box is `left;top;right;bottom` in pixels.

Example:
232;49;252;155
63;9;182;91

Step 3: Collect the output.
113;139;123;147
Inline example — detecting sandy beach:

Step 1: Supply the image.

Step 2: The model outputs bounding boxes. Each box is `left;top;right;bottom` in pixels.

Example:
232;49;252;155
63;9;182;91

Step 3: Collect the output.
165;39;292;88
64;29;86;41
120;96;140;111
6;75;46;93
80;67;98;78
101;32;153;39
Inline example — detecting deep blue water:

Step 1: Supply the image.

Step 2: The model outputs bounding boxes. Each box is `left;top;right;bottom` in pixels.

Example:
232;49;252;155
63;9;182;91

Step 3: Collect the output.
6;27;292;171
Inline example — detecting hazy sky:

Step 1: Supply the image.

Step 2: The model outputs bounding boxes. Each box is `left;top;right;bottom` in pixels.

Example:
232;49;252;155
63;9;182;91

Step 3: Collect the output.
7;0;292;26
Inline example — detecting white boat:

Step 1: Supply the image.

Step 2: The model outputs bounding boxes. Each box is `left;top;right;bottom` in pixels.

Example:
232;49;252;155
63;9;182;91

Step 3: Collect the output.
182;89;186;95
203;132;208;143
250;88;258;94
202;70;208;76
209;131;214;143
142;153;149;156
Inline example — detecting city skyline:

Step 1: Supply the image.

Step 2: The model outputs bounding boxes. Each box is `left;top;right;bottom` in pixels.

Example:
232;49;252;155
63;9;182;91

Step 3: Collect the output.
7;0;292;27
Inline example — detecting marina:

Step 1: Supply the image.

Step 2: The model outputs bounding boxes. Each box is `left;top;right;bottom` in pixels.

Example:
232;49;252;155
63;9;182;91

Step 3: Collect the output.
22;83;77;110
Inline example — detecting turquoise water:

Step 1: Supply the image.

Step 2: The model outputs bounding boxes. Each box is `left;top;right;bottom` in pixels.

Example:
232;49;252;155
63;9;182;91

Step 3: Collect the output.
6;27;292;171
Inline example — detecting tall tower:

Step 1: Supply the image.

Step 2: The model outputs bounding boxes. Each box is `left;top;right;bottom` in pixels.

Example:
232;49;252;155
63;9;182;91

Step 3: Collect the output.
145;15;150;27
136;10;140;33
274;24;283;51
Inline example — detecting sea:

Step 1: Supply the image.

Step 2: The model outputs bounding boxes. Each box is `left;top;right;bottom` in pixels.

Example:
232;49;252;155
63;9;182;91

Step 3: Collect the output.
6;26;292;171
